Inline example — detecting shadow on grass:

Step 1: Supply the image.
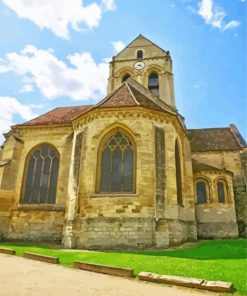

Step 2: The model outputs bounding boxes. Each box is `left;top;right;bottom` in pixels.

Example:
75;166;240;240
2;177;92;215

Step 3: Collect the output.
132;239;247;260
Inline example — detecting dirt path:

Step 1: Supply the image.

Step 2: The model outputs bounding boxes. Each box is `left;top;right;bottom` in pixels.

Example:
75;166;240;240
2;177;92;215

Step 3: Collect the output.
0;254;220;296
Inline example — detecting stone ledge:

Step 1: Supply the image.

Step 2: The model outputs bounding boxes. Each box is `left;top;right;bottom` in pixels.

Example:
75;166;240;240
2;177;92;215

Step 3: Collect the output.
138;272;233;293
12;205;65;212
23;252;59;264
74;261;133;278
90;193;139;199
0;248;16;255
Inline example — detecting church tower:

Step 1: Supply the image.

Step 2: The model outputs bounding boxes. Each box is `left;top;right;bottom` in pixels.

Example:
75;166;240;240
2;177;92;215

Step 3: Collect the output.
108;34;176;108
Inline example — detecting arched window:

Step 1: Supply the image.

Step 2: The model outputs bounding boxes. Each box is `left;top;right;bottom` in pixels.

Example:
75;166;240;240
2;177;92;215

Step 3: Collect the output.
196;180;208;204
98;130;135;193
217;181;227;203
175;140;182;205
137;50;143;59
122;74;130;83
148;72;159;96
21;144;59;204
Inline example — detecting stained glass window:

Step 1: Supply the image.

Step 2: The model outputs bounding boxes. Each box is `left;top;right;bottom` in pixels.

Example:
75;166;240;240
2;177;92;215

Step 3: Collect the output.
196;181;207;204
21;144;59;204
148;72;159;96
99;130;135;193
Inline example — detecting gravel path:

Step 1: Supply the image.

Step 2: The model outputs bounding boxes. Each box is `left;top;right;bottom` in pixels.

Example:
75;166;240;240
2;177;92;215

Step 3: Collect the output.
0;254;220;296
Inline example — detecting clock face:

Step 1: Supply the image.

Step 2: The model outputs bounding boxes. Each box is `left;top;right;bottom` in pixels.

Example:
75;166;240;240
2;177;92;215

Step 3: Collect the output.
134;61;145;70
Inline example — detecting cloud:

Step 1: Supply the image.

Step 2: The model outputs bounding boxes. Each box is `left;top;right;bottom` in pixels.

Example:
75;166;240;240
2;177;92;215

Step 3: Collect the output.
0;45;109;101
111;41;125;53
0;96;37;138
197;0;240;31
102;0;117;11
2;0;105;39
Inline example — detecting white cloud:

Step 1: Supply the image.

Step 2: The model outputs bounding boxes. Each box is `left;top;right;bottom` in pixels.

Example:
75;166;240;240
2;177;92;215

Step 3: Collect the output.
102;0;117;11
197;0;240;31
2;0;103;39
0;96;37;138
111;41;125;53
19;84;34;93
222;20;240;31
0;45;109;101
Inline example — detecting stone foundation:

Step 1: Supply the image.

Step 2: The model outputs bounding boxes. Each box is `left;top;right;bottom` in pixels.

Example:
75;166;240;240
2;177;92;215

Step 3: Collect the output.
197;222;239;238
6;208;65;242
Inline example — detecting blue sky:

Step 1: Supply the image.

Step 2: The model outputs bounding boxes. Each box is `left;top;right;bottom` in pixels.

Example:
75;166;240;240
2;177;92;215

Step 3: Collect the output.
0;0;246;143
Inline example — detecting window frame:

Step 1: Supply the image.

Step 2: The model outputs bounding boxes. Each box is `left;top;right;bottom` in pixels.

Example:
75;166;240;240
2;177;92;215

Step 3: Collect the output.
175;139;183;206
148;72;159;97
216;179;228;203
96;128;136;194
195;179;210;204
20;143;60;205
136;50;143;59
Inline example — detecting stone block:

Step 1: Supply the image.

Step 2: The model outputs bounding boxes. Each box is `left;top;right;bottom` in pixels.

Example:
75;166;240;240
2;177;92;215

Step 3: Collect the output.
200;280;233;292
0;248;16;255
24;252;59;264
74;261;133;277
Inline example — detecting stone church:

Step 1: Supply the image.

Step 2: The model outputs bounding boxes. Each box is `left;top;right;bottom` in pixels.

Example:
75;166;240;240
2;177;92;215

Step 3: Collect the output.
0;35;246;249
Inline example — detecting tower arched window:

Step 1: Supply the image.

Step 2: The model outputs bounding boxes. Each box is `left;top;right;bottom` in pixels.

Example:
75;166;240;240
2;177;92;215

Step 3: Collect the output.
137;50;143;59
175;139;182;205
21;144;59;204
217;180;227;203
148;72;159;96
97;129;135;193
196;180;208;204
122;74;130;83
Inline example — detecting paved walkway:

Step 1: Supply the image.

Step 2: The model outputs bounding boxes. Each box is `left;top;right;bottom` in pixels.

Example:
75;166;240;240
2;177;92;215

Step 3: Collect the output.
0;254;220;296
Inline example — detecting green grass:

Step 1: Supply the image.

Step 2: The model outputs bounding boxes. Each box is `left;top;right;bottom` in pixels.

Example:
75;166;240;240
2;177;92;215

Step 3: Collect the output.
1;239;246;295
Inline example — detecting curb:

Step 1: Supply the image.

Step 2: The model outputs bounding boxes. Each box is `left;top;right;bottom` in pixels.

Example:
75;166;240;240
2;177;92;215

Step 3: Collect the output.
0;248;16;255
23;252;59;264
74;261;134;278
138;272;233;293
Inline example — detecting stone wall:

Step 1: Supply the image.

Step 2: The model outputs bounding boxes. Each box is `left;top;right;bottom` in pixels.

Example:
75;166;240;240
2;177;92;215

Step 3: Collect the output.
195;204;238;238
6;207;65;242
233;182;247;237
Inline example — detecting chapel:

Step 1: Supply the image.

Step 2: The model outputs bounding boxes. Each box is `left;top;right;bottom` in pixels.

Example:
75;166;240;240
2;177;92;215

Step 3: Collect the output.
0;35;246;249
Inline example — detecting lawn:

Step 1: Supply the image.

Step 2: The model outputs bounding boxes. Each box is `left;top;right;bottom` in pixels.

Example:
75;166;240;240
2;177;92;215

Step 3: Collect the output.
0;239;246;295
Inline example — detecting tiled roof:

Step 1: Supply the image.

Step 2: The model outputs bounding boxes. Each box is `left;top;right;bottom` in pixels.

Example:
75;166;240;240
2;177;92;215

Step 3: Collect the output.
22;105;93;126
95;77;176;114
187;127;246;152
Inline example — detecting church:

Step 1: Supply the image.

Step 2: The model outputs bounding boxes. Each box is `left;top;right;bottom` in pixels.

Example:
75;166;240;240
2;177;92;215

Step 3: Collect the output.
0;35;246;249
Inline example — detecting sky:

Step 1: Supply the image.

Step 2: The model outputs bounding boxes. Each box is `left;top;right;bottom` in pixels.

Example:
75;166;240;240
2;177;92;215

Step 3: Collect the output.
0;0;246;144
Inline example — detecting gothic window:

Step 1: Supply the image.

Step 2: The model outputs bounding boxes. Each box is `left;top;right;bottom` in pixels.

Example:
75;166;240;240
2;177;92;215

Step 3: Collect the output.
217;181;227;203
21;144;59;204
98;130;135;193
196;180;208;204
137;50;143;59
175;139;183;205
122;74;130;83
148;72;159;96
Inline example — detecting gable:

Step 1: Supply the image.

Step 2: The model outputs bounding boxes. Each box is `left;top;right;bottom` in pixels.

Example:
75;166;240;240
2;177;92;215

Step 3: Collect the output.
115;34;166;61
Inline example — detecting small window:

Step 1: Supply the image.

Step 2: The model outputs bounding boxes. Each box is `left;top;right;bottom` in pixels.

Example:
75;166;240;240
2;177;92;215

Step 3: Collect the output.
196;181;207;204
122;74;130;83
217;181;226;203
137;50;143;59
148;72;159;96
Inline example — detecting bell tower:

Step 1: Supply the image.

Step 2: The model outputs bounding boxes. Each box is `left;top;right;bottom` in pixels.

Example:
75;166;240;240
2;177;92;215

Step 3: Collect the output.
107;34;176;108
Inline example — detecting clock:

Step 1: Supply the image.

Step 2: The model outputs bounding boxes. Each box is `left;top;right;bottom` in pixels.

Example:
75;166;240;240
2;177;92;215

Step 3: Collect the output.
134;61;145;70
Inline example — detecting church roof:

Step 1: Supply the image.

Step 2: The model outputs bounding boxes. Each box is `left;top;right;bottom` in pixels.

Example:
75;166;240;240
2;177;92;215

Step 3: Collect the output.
93;77;177;115
191;155;229;173
187;125;247;152
23;105;92;126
